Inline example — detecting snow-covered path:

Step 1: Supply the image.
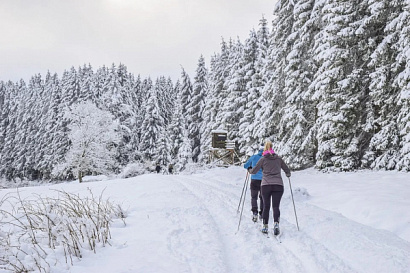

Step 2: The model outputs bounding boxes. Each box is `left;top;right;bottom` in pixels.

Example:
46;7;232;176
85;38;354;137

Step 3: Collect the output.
1;167;409;272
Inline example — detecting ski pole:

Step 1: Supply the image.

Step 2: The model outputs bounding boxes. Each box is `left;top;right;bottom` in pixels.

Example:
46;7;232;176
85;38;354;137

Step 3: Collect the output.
236;172;250;233
237;172;249;213
288;177;300;231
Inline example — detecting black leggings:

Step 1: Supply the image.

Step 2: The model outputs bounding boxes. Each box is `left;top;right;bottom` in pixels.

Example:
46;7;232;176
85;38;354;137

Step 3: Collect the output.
261;185;284;225
250;179;263;214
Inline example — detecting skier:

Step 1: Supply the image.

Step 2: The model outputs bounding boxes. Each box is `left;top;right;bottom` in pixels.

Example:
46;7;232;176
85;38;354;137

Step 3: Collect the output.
248;140;291;235
155;163;161;174
243;144;264;222
168;164;174;174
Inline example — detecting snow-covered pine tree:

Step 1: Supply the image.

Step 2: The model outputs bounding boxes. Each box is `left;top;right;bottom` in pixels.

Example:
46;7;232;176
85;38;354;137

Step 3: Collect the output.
91;65;108;104
199;57;218;163
156;127;171;167
139;84;164;162
237;29;258;155
78;64;95;101
168;84;186;162
0;81;5;158
362;0;405;169
188;55;208;162
180;65;204;162
276;0;317;169
116;64;140;165
206;40;231;128
154;76;175;127
200;41;231;161
395;0;410;170
135;77;153;147
254;0;296;145
180;68;193;117
22;74;44;179
52;101;120;182
124;73;143;163
0;81;20;180
216;38;246;143
238;24;269;156
244;17;271;155
34;72;59;179
60;67;81;107
176;126;193;172
40;73;70;179
309;0;370;171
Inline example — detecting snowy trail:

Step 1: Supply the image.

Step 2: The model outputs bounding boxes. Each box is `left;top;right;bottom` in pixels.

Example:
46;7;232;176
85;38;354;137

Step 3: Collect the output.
80;169;409;273
173;174;356;273
1;167;409;273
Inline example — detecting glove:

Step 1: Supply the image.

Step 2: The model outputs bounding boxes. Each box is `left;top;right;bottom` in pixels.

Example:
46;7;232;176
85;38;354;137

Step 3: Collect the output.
247;166;252;171
286;173;291;177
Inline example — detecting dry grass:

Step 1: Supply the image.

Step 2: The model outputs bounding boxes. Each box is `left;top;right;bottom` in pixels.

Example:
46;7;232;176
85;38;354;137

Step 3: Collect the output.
0;188;126;272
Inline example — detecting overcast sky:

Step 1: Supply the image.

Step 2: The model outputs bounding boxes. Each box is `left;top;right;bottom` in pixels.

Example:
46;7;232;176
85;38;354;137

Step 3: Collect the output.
0;0;276;83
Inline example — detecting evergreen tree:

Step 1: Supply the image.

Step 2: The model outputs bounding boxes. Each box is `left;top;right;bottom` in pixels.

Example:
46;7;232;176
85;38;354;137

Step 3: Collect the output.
78;64;95;101
362;0;405;169
42;73;70;178
205;40;230;129
1;81;20;180
156;127;171;166
254;0;296;145
395;0;410;170
23;74;44;179
180;68;193;116
200;44;230;161
168;86;185;162
177;127;193;171
238;26;268;155
0;81;6;157
216;38;245;142
139;85;164;161
276;0;317;169
188;55;208;162
309;0;370;170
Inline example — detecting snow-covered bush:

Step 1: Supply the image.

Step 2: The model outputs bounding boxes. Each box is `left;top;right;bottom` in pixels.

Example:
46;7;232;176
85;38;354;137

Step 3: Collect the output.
119;162;147;178
291;187;310;201
0;189;126;272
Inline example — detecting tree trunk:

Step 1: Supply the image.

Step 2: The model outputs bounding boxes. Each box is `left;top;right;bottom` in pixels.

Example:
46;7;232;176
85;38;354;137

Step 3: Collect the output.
78;170;82;183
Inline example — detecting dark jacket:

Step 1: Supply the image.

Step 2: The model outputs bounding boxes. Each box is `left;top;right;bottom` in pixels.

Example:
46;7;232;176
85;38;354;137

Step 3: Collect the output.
243;149;263;180
250;153;290;187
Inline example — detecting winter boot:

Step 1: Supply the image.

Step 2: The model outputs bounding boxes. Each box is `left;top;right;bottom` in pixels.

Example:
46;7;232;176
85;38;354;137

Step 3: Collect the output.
252;212;258;222
261;224;268;234
273;222;280;236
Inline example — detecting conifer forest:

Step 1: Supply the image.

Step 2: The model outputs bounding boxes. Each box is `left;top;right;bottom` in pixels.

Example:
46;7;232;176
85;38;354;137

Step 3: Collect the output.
1;0;410;181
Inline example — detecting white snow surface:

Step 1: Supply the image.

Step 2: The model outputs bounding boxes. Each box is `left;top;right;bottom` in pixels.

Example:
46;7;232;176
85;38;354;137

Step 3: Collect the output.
1;166;409;273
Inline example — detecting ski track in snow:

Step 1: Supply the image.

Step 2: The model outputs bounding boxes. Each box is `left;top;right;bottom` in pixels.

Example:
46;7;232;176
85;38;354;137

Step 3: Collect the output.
164;176;228;273
165;172;410;273
173;175;351;273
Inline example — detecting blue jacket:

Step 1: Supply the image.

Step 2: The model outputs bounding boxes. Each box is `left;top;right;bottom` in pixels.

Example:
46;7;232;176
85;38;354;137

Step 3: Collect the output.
244;150;263;180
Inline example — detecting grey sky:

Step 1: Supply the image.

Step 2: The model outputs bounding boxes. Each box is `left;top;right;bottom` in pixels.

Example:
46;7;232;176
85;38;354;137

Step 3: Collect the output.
0;0;275;83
